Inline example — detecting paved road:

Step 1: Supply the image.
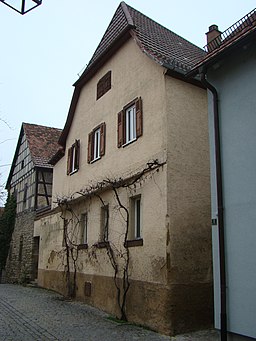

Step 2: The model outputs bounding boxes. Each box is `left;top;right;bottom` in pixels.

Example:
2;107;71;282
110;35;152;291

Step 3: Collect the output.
0;284;219;341
0;284;171;341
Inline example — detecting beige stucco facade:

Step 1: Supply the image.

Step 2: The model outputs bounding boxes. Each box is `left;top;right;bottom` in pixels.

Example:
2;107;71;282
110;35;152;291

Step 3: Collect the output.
35;37;212;336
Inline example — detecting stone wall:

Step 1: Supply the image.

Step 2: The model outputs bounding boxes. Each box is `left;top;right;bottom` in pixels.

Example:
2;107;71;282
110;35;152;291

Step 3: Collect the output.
5;209;36;283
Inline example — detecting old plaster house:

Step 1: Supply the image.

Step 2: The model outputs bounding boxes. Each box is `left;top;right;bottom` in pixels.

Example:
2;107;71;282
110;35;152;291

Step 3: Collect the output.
35;2;213;336
189;8;256;341
5;123;61;283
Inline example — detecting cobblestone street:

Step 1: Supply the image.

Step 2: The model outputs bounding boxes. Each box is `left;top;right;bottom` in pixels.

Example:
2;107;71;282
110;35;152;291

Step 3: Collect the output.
0;284;172;341
0;284;219;341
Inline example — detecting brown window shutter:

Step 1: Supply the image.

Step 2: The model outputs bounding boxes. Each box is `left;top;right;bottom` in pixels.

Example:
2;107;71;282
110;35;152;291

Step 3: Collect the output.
67;147;71;175
100;122;106;156
75;139;80;170
97;71;111;100
87;132;93;163
117;110;124;148
135;97;143;138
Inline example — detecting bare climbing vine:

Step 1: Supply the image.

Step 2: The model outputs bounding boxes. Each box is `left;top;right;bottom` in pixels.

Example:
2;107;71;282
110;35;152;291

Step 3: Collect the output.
57;159;165;320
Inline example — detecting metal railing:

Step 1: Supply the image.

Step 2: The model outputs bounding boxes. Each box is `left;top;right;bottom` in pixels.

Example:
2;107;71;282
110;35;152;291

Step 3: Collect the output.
204;8;256;52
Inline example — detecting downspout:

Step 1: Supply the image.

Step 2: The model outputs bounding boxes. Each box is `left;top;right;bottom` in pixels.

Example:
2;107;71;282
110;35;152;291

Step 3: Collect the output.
199;69;227;341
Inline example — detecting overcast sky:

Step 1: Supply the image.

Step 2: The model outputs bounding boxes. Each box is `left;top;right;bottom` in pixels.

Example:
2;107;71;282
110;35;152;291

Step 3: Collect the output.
0;0;255;195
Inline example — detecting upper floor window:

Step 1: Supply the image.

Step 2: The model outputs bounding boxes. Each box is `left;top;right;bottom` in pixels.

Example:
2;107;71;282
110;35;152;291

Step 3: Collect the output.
97;71;111;100
125;104;136;143
67;139;80;175
117;97;143;148
94;128;101;161
88;123;106;163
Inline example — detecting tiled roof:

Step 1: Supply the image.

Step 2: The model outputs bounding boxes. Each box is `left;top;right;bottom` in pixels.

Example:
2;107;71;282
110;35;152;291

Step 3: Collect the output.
84;2;205;76
23;123;62;168
127;3;205;72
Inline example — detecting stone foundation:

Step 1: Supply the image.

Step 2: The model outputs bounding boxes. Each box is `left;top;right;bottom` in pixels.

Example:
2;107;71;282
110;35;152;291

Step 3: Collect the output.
5;210;36;283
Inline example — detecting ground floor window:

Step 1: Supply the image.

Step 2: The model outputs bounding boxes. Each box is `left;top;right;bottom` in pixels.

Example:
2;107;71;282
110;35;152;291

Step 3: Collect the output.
80;213;88;245
129;195;142;240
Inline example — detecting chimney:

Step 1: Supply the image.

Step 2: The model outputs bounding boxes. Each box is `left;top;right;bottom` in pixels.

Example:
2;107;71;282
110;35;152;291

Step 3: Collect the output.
206;25;222;52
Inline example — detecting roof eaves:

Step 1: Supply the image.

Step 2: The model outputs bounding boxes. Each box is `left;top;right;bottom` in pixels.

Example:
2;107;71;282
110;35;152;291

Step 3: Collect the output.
5;125;25;190
187;22;256;77
74;25;133;89
58;87;80;146
49;147;65;166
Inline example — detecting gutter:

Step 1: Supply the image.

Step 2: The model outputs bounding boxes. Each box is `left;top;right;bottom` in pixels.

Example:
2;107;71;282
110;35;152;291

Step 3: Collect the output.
199;70;227;341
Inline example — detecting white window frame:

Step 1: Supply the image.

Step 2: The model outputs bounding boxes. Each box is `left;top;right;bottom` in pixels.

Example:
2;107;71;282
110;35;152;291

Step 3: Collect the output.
125;104;136;144
93;128;101;161
71;145;77;173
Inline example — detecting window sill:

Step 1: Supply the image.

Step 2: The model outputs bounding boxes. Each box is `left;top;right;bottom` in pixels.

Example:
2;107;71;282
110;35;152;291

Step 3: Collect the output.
122;138;137;148
69;169;78;176
95;241;109;249
90;156;101;164
77;243;88;250
124;238;143;248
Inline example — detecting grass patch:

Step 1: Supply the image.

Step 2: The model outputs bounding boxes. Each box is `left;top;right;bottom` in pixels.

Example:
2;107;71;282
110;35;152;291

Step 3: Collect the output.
107;316;128;324
107;316;155;332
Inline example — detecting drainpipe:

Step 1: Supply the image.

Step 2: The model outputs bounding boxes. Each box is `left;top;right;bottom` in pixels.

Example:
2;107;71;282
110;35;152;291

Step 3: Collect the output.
199;70;227;341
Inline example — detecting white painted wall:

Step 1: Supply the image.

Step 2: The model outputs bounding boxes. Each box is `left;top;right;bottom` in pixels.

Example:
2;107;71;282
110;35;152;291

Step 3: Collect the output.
208;43;256;338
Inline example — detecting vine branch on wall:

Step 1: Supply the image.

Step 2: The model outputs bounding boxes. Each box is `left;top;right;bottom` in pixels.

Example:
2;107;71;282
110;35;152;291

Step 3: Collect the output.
57;159;165;319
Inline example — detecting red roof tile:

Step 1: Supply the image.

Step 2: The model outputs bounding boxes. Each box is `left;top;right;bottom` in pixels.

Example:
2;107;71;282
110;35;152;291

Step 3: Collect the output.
23;123;62;168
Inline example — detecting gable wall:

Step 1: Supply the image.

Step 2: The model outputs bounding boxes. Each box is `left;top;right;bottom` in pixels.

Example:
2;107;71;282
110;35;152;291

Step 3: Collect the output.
10;134;35;213
52;38;167;200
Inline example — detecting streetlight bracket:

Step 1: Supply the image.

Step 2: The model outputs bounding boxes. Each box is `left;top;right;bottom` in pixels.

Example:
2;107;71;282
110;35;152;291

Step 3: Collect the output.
0;0;42;15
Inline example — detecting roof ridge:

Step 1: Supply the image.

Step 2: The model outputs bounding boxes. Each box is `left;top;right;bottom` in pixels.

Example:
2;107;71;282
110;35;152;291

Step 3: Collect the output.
23;122;62;131
82;2;135;74
120;2;134;26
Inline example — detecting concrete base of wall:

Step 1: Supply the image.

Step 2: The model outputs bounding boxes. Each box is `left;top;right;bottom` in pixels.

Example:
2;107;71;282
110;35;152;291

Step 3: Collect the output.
38;269;213;336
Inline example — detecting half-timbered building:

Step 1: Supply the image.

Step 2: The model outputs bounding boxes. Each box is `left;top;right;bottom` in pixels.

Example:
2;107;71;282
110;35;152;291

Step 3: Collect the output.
5;122;61;283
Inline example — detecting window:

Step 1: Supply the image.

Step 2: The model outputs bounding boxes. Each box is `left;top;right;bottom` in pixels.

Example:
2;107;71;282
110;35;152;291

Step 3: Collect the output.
93;128;101;161
117;97;143;147
129;195;142;240
97;71;111;100
67;139;80;175
100;204;109;241
88;123;106;163
133;196;141;239
80;213;88;245
125;104;136;143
